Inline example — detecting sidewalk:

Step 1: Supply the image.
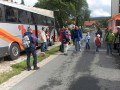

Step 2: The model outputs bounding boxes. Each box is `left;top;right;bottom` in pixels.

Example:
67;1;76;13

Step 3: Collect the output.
0;42;60;74
0;42;61;90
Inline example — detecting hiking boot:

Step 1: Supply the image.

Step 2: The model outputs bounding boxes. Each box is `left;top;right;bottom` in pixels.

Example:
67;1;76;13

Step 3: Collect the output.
33;66;40;70
26;68;31;71
64;53;68;56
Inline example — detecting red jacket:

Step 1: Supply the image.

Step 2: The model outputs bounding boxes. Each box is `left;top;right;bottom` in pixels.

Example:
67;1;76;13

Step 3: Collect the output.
95;37;100;46
59;31;63;42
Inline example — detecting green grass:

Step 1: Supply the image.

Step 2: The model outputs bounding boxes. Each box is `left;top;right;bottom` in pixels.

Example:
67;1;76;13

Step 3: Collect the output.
0;46;59;84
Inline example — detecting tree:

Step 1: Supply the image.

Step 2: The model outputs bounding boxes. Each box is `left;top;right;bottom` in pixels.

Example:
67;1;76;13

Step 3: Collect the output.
34;0;90;28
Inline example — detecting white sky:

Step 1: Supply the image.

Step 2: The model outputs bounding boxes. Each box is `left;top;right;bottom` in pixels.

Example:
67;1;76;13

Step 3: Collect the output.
13;0;38;6
87;0;111;17
14;0;111;17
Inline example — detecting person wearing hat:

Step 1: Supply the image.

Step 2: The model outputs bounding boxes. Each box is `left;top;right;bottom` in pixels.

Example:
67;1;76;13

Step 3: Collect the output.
24;27;40;71
95;34;101;52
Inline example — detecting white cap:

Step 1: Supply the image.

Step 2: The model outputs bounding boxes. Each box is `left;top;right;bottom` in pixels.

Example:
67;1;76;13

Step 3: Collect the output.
97;34;100;37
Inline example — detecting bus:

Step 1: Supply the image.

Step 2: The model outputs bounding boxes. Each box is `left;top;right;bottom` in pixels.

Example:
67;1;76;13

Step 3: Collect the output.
0;1;58;60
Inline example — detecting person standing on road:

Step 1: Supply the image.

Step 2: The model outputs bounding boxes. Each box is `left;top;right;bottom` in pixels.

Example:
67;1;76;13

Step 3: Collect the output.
96;27;102;39
59;28;64;53
73;26;82;51
73;26;82;52
95;27;102;48
24;27;40;71
105;29;116;54
71;26;75;45
62;27;70;55
95;34;101;52
85;31;90;49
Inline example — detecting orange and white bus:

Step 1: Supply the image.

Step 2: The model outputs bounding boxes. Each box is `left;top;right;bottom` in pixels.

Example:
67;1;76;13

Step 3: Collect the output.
0;1;57;60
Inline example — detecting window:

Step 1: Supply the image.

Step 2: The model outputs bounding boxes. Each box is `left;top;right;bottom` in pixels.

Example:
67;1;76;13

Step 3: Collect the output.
5;6;18;23
26;12;33;24
0;8;2;21
39;15;44;25
42;16;47;25
31;13;36;24
51;18;55;26
32;13;40;25
0;4;5;22
116;20;120;26
46;17;54;26
18;9;27;24
119;0;120;13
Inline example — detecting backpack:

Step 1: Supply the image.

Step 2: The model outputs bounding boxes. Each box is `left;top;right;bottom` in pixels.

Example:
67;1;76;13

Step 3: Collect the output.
62;32;70;44
106;32;115;43
22;34;31;49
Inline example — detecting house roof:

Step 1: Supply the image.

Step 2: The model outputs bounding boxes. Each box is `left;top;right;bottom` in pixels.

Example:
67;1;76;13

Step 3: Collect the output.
84;21;96;26
112;13;120;20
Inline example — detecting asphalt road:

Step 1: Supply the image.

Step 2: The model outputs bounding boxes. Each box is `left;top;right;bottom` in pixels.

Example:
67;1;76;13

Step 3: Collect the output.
11;31;120;90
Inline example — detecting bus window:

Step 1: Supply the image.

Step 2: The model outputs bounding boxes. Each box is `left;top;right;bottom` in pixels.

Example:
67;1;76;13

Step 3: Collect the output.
26;12;33;25
42;16;47;25
0;4;5;22
0;8;2;21
5;6;18;23
31;13;36;24
0;4;4;22
47;17;52;26
18;9;28;24
51;18;55;26
32;13;39;25
39;15;43;25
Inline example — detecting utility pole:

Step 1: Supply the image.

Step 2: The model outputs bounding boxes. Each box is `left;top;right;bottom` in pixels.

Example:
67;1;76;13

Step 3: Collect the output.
21;0;25;5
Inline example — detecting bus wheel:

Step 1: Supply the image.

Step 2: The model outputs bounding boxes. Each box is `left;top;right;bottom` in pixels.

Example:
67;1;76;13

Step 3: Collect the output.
9;43;20;60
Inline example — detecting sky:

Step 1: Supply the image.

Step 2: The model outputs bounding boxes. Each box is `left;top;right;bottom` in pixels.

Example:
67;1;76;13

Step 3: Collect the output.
86;0;111;17
14;0;111;17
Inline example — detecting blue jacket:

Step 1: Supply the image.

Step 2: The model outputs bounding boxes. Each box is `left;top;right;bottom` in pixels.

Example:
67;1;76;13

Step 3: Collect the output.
73;29;82;41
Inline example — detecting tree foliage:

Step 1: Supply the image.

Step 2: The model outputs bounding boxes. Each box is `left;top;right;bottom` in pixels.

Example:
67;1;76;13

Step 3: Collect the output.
34;0;90;28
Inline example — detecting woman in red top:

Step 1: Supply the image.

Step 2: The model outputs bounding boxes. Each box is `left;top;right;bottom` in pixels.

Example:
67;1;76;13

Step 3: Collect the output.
59;28;64;52
95;34;101;52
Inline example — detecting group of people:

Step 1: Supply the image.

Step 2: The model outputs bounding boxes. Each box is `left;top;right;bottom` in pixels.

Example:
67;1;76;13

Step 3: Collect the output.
59;27;70;55
23;27;50;71
23;25;118;71
59;25;117;55
94;27;116;54
39;27;50;53
59;26;83;55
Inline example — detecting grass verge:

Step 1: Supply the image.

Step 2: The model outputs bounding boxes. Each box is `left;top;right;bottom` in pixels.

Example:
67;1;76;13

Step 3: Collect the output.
0;46;59;84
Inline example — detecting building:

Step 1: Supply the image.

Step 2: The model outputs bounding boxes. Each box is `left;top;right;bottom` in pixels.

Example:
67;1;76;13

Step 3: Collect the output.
84;21;96;27
111;0;119;17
